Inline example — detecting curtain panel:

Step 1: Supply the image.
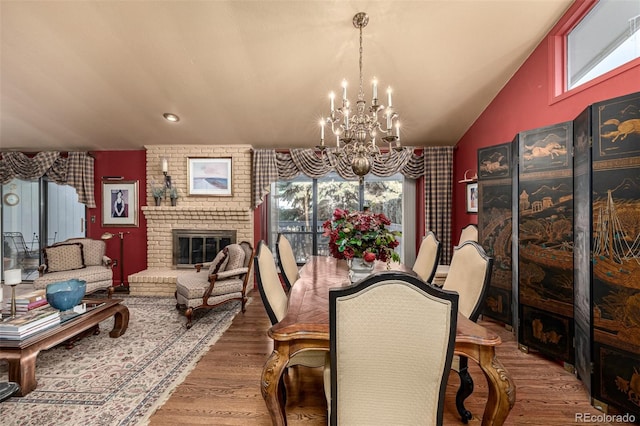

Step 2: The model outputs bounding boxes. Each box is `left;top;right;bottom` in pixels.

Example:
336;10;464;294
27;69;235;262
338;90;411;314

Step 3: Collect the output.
423;146;453;264
0;151;96;208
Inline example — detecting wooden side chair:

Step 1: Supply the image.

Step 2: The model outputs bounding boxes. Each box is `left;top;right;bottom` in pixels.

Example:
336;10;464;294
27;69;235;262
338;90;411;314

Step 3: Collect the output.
441;240;493;423
412;231;442;283
175;241;253;329
276;233;299;291
326;271;459;425
254;241;325;368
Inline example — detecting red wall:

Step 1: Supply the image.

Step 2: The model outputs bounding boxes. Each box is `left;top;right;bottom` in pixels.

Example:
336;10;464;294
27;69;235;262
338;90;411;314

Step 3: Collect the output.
453;7;640;239
88;150;147;287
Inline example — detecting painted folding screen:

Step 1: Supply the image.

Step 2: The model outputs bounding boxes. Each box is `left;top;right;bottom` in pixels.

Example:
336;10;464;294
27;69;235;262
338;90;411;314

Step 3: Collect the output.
478;141;513;325
588;92;640;417
517;121;574;364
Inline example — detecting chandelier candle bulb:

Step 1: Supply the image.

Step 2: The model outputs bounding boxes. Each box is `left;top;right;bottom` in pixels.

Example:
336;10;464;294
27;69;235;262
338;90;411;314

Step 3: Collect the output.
330;92;335;112
342;79;347;100
372;78;378;101
387;87;392;107
320;119;325;141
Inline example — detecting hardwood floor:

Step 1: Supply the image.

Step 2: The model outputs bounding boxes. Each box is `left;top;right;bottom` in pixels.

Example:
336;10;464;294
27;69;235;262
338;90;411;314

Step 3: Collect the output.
149;291;615;425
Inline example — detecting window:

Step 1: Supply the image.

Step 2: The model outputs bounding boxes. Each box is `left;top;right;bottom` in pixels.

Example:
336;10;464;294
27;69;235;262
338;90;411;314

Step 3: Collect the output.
2;178;86;281
567;0;640;90
271;173;406;264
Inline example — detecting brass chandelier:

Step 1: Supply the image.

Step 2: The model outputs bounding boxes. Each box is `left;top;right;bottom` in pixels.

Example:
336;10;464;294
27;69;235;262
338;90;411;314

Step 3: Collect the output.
317;12;403;180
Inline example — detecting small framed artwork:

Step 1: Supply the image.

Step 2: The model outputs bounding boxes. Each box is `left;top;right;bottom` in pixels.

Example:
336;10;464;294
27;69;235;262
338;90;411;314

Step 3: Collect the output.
188;157;233;196
102;180;139;227
466;182;478;213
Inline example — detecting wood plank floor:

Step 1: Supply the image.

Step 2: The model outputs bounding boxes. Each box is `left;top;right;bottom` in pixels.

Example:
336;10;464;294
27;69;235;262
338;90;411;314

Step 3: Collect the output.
149;291;615;425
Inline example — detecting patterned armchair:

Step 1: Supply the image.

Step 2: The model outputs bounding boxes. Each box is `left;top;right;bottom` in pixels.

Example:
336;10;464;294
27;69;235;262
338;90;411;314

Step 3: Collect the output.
175;241;253;329
33;238;114;297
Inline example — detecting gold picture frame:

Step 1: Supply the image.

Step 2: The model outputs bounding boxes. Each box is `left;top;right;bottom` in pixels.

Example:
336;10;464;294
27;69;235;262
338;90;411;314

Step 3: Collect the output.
102;180;139;226
187;157;233;196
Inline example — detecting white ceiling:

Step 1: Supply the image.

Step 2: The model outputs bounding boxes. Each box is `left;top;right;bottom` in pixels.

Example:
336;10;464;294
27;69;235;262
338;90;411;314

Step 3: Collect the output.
0;0;572;152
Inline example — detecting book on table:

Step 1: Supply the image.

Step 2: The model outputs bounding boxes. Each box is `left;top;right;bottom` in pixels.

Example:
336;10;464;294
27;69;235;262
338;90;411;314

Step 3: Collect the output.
0;306;60;338
2;289;48;314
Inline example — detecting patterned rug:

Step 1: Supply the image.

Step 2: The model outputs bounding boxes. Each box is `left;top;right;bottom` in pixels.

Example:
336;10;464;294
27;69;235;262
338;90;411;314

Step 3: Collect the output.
0;296;243;425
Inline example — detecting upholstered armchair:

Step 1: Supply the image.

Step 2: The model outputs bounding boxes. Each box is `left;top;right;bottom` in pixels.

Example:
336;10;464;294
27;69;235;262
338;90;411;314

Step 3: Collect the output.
326;271;459;425
433;223;479;286
412;231;441;283
175;241;253;329
254;241;325;368
276;233;299;291
441;240;493;422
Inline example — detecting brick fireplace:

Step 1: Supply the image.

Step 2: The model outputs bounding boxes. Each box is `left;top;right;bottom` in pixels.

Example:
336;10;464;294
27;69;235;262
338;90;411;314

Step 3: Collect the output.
128;144;254;296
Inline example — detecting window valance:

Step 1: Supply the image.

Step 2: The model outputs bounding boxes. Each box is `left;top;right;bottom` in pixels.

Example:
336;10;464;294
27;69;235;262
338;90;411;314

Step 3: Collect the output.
0;151;96;208
252;148;428;208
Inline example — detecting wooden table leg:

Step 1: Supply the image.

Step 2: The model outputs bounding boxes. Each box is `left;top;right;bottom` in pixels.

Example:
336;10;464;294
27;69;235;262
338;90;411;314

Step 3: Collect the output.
476;345;516;426
261;344;289;426
6;349;38;396
109;305;130;338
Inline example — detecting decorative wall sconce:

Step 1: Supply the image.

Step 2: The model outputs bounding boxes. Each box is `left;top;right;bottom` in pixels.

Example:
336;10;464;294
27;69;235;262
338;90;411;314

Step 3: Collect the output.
458;169;478;184
161;158;171;189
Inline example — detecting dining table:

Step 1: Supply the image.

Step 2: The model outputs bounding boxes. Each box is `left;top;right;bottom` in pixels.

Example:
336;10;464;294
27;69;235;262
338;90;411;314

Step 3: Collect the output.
261;256;516;425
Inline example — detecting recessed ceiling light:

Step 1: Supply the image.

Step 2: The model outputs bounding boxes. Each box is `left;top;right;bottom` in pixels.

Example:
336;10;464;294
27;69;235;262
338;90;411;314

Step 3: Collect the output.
163;113;180;122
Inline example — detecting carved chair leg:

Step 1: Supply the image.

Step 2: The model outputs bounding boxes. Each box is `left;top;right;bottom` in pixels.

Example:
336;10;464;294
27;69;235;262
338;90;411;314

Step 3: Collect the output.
185;307;194;329
455;356;474;423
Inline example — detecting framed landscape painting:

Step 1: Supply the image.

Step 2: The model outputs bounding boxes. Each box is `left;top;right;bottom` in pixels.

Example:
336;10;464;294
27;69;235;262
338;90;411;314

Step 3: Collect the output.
188;157;233;196
102;180;138;227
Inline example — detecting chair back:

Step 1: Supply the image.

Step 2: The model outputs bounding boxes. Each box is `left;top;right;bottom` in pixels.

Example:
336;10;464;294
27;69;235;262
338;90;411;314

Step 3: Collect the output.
329;271;458;426
458;224;478;245
254;241;288;325
276;233;299;291
412;231;441;283
442;241;492;321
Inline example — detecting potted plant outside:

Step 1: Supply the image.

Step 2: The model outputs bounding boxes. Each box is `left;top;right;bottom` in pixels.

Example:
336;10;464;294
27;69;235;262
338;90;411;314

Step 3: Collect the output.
169;187;179;206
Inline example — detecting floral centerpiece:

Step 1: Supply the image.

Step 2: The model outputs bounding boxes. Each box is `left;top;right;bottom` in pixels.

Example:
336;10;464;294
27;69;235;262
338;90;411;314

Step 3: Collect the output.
322;208;401;265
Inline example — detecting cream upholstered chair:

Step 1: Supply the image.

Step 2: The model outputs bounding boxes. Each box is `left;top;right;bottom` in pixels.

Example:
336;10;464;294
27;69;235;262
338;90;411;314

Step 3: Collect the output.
412;231;441;283
276;233;299;291
433;224;478;286
175;241;253;329
441;240;493;423
254;241;325;368
327;271;458;425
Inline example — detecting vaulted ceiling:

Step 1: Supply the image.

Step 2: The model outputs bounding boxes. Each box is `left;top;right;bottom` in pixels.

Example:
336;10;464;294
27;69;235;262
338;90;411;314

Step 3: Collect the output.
0;1;572;152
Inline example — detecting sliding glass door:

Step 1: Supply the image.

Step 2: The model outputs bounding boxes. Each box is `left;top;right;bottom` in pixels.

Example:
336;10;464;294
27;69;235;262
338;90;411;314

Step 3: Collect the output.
2;178;85;281
271;172;407;264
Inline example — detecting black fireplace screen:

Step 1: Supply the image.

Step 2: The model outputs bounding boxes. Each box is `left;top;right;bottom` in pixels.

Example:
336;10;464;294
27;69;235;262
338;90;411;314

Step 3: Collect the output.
173;230;237;268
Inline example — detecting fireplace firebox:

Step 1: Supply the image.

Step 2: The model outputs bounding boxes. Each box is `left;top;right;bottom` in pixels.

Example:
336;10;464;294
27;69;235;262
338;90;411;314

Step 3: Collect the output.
172;230;237;268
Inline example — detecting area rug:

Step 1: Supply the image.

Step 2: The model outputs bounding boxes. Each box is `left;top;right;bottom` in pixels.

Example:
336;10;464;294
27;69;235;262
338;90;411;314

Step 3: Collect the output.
0;296;243;426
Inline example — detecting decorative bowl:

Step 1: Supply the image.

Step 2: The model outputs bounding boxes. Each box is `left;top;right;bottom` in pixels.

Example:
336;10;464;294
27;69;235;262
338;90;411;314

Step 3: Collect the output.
46;279;86;311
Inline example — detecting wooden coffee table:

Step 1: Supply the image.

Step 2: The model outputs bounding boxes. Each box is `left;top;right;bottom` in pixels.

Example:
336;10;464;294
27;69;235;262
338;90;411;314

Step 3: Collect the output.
0;298;129;396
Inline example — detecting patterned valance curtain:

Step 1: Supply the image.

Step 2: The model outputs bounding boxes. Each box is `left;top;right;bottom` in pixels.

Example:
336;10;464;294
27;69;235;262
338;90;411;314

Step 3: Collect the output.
0;151;96;208
252;148;427;208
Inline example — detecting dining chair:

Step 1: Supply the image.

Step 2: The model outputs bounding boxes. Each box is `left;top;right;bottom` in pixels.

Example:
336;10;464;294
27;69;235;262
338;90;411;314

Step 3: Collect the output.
433;223;478;286
441;240;493;423
276;233;299;291
412;231;441;283
327;271;459;425
254;241;325;369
